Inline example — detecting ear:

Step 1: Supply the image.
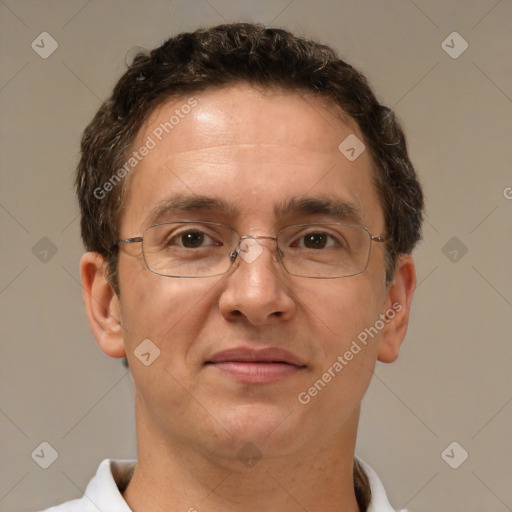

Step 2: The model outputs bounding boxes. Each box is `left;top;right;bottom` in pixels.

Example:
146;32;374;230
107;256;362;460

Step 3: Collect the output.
377;254;417;363
80;252;126;359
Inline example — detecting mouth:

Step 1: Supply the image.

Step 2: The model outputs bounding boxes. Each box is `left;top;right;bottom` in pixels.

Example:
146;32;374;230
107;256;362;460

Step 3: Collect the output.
205;347;307;384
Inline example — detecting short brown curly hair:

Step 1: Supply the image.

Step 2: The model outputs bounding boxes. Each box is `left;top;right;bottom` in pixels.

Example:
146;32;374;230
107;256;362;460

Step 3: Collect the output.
76;22;424;290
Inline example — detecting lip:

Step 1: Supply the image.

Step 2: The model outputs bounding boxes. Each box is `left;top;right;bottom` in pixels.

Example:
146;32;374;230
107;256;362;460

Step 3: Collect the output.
206;347;307;384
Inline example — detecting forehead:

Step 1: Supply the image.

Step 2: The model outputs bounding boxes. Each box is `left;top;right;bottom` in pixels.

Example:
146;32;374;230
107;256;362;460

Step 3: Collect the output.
120;84;383;233
141;84;358;153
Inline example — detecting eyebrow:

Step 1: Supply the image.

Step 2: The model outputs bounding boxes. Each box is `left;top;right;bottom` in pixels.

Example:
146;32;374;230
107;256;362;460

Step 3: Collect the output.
274;196;362;225
145;194;238;226
145;194;362;227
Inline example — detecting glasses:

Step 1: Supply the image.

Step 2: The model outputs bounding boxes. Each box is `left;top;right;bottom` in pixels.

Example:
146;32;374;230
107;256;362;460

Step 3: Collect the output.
113;221;387;279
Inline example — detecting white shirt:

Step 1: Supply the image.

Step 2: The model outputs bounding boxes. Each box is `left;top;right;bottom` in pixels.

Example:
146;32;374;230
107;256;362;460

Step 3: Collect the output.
41;458;406;512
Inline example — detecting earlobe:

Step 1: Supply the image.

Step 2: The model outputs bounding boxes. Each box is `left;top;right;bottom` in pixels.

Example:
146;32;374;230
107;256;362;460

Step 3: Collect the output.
80;252;126;359
377;255;417;363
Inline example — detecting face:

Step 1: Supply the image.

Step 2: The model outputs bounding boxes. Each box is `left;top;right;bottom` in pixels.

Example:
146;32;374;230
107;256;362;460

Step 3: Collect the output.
113;85;395;460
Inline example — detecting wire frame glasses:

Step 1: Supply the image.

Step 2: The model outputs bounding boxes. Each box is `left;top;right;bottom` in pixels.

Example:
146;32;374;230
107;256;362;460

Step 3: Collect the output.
113;221;387;279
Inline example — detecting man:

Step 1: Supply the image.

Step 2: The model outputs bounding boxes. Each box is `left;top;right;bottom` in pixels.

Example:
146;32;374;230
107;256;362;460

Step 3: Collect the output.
45;22;423;511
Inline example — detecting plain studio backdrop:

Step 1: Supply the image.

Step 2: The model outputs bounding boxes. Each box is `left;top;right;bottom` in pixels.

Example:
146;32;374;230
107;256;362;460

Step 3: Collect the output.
1;1;511;511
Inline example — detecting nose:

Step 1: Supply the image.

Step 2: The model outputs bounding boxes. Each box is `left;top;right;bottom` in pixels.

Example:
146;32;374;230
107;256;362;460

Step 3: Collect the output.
219;238;296;325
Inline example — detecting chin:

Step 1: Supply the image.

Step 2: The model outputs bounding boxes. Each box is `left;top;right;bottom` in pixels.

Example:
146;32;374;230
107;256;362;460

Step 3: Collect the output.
212;402;302;453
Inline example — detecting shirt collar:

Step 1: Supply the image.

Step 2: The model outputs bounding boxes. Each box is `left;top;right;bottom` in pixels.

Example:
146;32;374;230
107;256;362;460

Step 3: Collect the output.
356;458;407;512
61;458;404;512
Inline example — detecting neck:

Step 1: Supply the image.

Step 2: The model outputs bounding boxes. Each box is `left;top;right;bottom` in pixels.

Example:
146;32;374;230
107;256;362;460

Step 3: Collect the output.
123;403;363;512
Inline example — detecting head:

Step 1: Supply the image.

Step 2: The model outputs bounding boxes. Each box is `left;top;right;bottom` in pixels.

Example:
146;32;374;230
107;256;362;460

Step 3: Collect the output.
78;22;424;506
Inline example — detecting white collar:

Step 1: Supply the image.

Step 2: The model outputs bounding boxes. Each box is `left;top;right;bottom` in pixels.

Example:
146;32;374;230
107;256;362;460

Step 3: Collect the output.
42;458;405;512
357;458;407;512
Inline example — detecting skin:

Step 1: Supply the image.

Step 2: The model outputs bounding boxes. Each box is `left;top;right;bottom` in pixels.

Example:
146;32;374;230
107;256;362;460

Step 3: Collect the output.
80;84;416;511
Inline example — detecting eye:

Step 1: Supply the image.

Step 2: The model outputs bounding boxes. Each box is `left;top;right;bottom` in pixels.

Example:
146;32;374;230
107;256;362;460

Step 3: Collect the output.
180;230;206;248
301;232;329;249
295;231;341;250
163;228;221;249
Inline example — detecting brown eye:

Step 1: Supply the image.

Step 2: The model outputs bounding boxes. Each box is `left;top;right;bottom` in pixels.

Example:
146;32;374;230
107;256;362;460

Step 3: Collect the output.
181;231;205;248
302;233;328;249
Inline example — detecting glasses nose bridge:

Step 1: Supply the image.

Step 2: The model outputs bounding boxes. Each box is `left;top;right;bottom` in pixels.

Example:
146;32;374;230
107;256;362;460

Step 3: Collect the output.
240;234;277;242
239;234;279;252
230;234;281;264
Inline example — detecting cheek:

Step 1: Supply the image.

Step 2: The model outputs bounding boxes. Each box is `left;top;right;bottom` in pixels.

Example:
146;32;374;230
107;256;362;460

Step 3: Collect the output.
300;276;385;352
118;256;220;357
119;273;224;419
294;279;385;429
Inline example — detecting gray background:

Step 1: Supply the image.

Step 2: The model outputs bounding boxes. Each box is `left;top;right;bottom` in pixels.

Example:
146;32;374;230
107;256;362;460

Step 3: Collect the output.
1;1;511;511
